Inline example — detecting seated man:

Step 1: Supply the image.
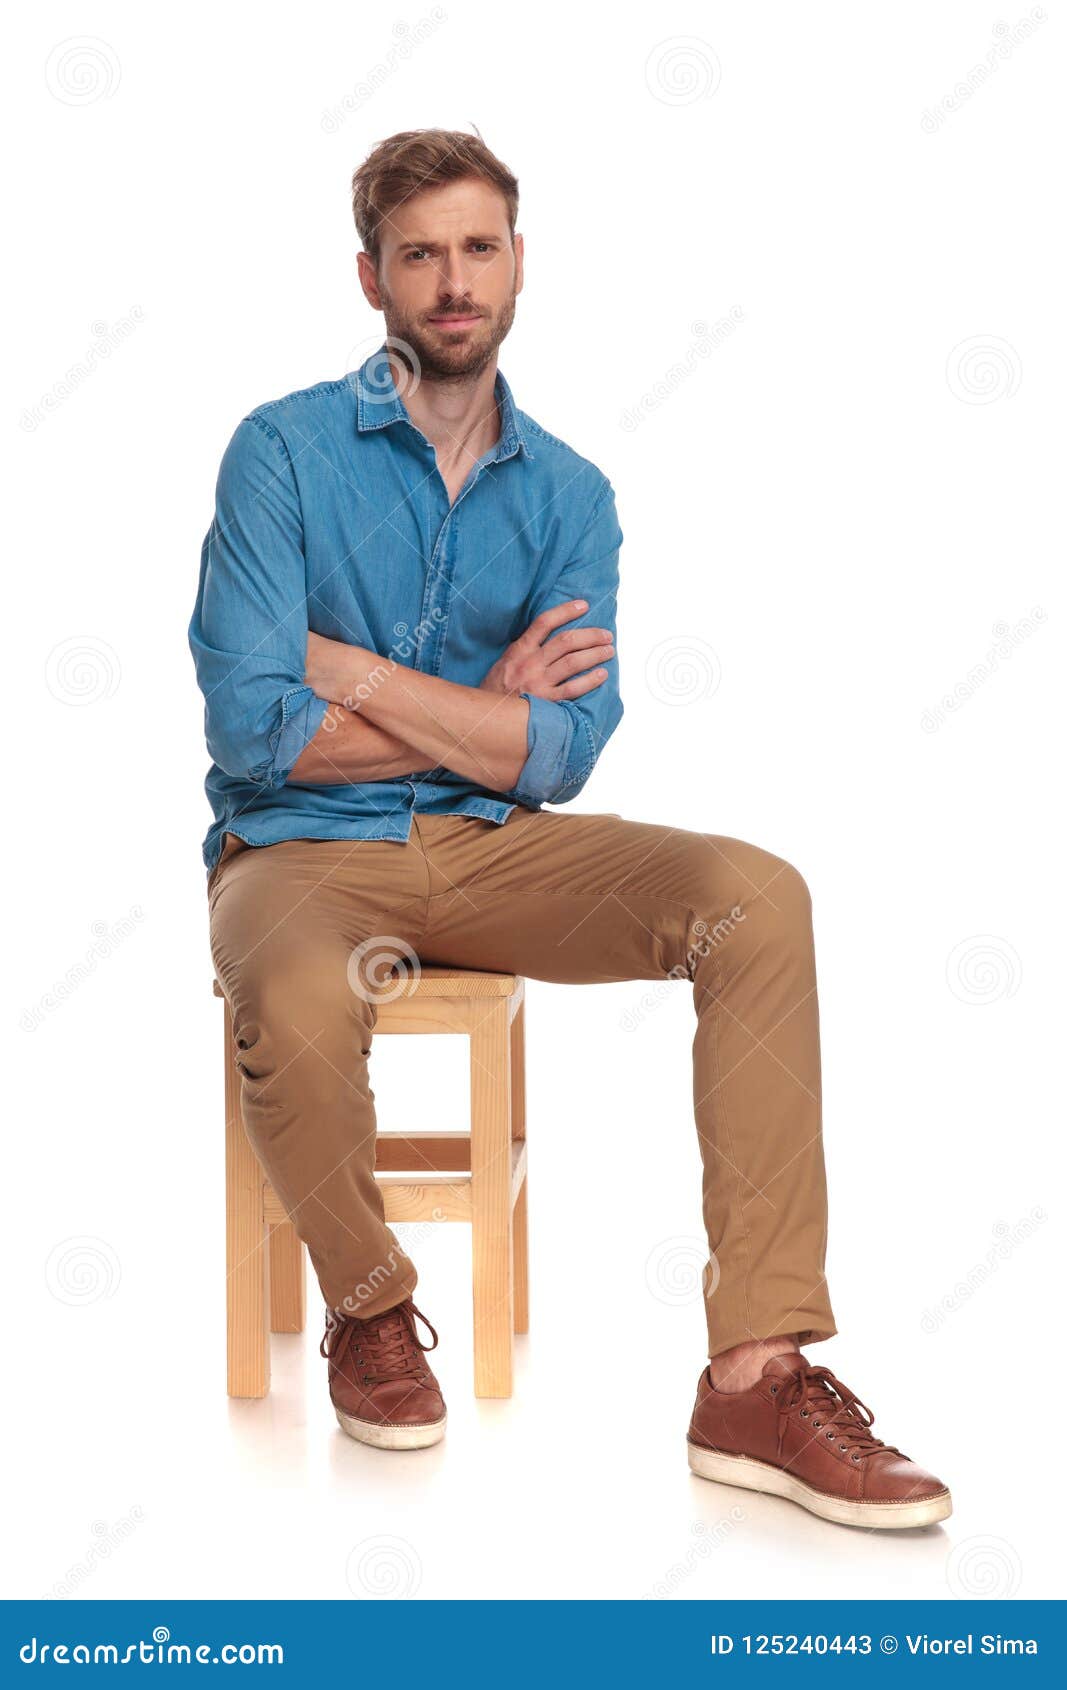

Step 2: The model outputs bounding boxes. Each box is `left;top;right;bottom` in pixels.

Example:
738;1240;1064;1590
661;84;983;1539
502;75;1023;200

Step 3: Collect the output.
189;127;950;1529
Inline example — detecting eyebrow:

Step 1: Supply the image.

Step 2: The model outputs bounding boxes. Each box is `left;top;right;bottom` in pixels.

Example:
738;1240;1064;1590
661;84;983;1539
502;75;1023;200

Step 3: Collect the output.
396;234;503;252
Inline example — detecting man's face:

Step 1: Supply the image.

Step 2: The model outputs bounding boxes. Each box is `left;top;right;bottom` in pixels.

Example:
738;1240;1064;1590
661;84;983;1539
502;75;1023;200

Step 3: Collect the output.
358;176;523;382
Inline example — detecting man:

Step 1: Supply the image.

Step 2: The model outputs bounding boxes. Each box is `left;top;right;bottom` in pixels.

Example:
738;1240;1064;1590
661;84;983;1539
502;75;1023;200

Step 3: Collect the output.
190;128;950;1529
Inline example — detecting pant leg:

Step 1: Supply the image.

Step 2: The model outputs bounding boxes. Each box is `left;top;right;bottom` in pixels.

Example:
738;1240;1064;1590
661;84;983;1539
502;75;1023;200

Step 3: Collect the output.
413;806;837;1359
208;832;430;1319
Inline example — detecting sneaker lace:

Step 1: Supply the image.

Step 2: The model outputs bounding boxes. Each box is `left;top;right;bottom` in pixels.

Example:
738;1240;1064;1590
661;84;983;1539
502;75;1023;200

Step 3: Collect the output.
774;1364;901;1464
319;1300;439;1387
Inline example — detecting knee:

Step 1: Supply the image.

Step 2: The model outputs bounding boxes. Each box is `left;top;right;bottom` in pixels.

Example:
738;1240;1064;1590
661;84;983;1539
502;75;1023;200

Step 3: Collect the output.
682;840;812;962
686;837;810;919
757;853;812;925
227;949;371;1087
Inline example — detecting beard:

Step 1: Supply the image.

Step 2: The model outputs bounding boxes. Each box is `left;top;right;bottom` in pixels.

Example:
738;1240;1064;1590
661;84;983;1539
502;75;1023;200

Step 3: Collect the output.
378;283;517;385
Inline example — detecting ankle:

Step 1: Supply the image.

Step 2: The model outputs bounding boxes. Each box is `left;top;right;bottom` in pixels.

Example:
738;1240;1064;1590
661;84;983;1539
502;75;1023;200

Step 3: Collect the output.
710;1334;800;1394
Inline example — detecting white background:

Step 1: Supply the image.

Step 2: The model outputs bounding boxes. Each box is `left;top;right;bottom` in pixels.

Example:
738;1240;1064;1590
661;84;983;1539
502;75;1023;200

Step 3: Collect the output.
5;0;1062;1603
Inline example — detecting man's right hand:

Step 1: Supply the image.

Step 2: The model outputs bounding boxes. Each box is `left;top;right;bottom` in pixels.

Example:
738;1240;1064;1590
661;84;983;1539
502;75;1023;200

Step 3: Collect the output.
480;600;615;701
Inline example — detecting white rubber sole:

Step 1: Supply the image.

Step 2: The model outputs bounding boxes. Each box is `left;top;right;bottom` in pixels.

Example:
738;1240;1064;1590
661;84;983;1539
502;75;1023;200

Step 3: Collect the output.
335;1406;447;1450
687;1442;952;1530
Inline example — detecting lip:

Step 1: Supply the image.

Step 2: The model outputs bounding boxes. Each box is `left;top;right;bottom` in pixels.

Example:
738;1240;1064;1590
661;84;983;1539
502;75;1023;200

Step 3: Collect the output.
427;314;483;330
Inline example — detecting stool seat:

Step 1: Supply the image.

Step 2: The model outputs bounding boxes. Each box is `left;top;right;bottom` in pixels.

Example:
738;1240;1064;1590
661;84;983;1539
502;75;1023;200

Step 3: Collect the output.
212;964;518;1000
218;965;528;1402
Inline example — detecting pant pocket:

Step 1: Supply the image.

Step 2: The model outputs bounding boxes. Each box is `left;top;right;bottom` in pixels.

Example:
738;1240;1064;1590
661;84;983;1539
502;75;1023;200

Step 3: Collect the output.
207;831;251;898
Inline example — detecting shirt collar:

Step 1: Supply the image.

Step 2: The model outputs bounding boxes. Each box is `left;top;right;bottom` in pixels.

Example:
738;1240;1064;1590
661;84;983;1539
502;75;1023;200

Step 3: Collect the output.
353;342;535;463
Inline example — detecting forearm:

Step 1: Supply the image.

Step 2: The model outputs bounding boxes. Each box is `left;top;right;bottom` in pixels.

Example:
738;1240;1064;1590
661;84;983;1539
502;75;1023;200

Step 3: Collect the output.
288;703;428;785
337;650;530;793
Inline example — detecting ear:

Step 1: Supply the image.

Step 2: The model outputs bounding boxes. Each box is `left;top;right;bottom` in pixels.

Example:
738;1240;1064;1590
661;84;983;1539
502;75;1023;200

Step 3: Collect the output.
357;250;383;310
513;231;525;298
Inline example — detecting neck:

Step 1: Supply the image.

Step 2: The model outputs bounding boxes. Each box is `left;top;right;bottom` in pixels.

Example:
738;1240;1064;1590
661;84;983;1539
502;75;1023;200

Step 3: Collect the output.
401;360;501;470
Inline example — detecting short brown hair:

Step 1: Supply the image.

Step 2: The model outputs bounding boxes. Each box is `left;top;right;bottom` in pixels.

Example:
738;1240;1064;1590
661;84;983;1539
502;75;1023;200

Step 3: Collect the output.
351;128;519;267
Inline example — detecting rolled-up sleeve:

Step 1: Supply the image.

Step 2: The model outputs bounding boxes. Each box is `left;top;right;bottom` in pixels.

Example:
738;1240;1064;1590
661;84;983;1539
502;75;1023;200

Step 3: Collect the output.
507;477;624;807
188;414;328;788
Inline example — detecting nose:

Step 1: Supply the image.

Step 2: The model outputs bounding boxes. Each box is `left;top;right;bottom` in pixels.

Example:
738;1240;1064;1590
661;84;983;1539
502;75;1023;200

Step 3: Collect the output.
435;251;475;303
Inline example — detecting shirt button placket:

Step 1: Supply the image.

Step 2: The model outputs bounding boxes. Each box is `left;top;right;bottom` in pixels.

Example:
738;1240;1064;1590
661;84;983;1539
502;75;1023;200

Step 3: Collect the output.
417;504;456;678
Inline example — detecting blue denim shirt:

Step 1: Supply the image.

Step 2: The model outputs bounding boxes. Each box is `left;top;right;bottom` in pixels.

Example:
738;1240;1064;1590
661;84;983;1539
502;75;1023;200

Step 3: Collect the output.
189;347;624;874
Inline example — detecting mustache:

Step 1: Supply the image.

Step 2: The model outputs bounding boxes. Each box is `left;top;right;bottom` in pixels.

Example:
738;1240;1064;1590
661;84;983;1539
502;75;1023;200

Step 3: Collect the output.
425;306;486;319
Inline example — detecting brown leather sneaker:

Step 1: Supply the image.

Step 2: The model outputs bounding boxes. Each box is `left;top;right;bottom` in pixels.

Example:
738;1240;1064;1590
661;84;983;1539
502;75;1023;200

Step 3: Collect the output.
320;1298;447;1449
687;1353;951;1529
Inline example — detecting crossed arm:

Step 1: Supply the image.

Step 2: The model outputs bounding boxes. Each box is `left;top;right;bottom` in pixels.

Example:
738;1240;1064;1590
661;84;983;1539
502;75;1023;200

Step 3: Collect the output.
190;416;625;808
290;602;616;792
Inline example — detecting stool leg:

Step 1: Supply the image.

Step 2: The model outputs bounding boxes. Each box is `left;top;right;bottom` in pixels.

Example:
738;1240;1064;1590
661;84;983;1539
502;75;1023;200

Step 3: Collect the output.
269;1217;306;1333
224;1002;270;1397
469;998;514;1397
510;994;529;1336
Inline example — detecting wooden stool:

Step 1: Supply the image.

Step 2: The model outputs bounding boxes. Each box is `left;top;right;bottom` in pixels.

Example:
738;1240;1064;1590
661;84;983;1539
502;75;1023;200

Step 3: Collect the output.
218;967;529;1401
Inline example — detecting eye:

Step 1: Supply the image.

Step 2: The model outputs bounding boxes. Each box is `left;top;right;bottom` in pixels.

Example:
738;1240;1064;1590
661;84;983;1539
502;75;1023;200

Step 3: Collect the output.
405;248;429;262
471;242;492;254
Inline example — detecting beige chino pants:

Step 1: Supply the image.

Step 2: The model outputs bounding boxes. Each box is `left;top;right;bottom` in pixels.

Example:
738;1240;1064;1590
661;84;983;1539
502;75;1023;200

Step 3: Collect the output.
208;805;837;1359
